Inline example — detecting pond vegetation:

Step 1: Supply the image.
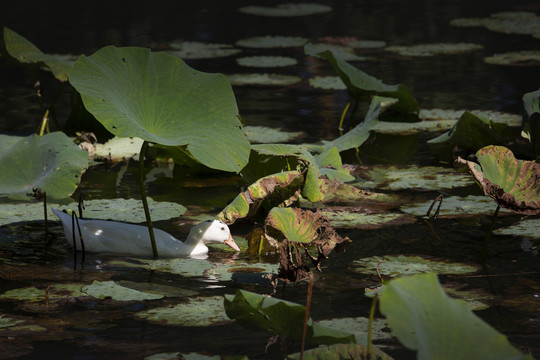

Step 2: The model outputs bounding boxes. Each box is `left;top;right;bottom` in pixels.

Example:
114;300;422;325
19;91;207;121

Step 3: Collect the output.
0;2;539;359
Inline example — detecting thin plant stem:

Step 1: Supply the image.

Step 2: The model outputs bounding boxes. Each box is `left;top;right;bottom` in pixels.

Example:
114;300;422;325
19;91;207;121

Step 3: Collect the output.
338;101;351;134
39;109;49;136
139;141;158;259
71;212;77;268
74;214;86;263
482;204;501;257
43;192;48;235
367;295;378;359
300;272;314;360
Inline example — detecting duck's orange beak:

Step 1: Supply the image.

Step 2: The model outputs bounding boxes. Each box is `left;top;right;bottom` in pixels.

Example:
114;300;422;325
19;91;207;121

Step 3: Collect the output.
224;234;241;251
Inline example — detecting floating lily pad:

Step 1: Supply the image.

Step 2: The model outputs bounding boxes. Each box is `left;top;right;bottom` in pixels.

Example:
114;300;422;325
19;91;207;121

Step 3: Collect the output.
82;280;163;301
494;218;540;239
236;56;298;68
306;43;372;62
385;42;483;57
0;198;185;226
322;210;414;229
419;108;522;126
456;146;540;214
348;40;387;49
236;35;308;48
315;316;391;344
0;132;88;201
244;125;303;143
239;3;332;17
135;296;231;326
355;165;474;191
167;41;241;59
227;73;302;86
309;76;347;90
350;255;478;277
93;136;144;161
379;273;533;360
373;119;457;134
401;195;511;217
451;11;540;37
3;27;75;81
0;283;86;302
289;344;392;360
484;51;540;66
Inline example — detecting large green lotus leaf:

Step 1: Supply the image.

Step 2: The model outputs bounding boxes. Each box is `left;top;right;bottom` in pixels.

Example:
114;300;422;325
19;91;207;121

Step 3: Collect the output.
3;27;74;82
521;89;540;155
315;147;355;182
69;46;250;173
224;289;355;346
427;111;514;162
305;44;418;113
82;280;163;301
0;132;87;201
457;146;540;214
265;207;320;243
379;273;533;360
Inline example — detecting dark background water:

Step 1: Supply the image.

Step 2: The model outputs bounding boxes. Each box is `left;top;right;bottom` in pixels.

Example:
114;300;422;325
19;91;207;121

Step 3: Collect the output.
1;1;539;359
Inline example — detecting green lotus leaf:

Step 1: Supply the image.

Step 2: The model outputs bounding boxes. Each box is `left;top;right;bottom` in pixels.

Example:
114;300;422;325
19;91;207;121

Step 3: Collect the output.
315;147;355;182
427;111;514;162
288;343;393;360
167;41;241;59
224;289;355;346
236;56;297;68
457;146;540;214
309;76;347;90
305;43;418;113
82;280;163;301
238;3;332;17
379;273;533;360
136;296;231;326
69;46;250;173
450;11;540;37
3;27;74;81
521;89;540;155
484;51;540;66
236;35;308;48
0;132;87;201
218;170;304;224
265;207;320;243
244;126;303;144
385;42;483;57
227;73;302;86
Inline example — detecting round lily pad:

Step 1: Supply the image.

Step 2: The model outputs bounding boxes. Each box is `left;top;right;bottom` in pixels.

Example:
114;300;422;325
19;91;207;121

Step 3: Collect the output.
493;218;540;239
236;36;308;48
236;56;298;68
400;195;512;217
354;165;474;191
322;210;414;229
239;3;332;17
309;76;347;90
419;108;522;126
167;41;241;59
484;51;540;66
244;125;303;143
82;280;164;301
307;43;371;61
348;40;387;49
135;296;232;326
385;43;483;56
0;283;86;302
93;136;144;161
350;255;478;277
227;73;302;86
450;11;540;37
315;317;391;344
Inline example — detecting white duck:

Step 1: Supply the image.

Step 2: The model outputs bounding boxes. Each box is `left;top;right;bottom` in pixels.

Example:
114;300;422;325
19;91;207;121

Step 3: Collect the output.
52;209;240;257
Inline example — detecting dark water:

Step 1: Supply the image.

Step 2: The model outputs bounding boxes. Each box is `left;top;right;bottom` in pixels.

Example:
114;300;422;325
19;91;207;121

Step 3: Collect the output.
1;1;539;359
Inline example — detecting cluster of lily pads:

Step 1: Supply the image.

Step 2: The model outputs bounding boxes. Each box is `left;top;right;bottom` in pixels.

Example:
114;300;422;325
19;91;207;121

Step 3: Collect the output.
0;12;539;359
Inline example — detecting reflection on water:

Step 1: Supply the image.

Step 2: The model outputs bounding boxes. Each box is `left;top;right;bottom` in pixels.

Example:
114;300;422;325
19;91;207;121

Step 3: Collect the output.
1;0;539;359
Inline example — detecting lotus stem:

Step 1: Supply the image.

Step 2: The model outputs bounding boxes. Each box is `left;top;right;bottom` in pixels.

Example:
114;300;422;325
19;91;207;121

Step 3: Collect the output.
482;204;501;256
139;141;158;259
367;295;378;358
39;109;49;136
300;272;314;360
43;192;48;235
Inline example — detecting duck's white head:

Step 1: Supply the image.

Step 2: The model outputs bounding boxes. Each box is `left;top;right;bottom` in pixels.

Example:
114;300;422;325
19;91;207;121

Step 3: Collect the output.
190;220;240;251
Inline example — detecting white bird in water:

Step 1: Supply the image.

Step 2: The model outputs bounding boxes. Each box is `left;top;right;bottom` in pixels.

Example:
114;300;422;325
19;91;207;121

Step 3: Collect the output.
52;209;240;257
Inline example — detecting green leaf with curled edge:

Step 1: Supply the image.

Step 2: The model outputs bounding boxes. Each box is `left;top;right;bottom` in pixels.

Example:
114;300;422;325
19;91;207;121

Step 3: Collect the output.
457;145;540;214
305;43;418;113
379;273;534;360
265;207;320;243
3;27;75;81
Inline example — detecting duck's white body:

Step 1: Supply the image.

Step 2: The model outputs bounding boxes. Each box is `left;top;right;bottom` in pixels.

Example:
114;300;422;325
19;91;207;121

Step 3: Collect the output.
52;209;240;257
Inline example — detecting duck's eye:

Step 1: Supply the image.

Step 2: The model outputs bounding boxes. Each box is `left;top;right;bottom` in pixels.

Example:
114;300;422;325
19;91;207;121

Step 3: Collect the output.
220;227;225;231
